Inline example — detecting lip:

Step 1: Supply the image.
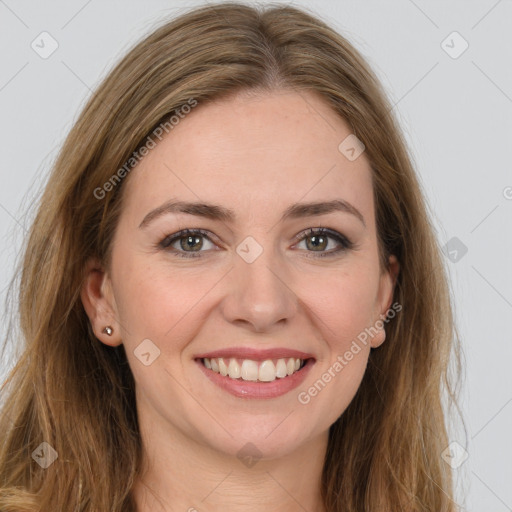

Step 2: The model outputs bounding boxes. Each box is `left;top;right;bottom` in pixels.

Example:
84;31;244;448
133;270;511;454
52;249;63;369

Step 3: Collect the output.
194;347;315;361
195;357;315;399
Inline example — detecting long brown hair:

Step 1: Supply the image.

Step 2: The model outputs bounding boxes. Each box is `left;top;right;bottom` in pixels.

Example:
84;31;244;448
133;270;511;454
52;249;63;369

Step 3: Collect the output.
0;2;463;510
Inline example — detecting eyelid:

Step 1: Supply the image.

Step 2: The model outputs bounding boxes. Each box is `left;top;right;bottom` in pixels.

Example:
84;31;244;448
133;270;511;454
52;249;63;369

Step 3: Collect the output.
158;228;219;256
291;227;354;255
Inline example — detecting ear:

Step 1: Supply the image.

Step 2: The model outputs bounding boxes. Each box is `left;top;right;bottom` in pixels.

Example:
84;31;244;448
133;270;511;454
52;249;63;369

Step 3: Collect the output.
80;257;123;347
370;254;400;349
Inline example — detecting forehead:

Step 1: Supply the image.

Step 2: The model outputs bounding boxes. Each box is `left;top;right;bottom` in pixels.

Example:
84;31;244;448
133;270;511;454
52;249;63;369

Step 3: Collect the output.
121;89;374;226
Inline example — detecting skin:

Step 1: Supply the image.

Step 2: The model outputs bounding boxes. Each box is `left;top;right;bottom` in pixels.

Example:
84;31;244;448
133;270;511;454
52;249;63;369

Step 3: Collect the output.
81;88;399;511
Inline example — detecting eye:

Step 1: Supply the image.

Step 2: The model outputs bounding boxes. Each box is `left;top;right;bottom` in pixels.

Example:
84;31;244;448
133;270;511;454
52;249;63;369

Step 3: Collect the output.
157;227;354;259
293;227;353;257
158;229;217;258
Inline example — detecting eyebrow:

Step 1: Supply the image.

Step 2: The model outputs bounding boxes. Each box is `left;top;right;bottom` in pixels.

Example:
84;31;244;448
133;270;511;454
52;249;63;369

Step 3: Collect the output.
138;198;366;229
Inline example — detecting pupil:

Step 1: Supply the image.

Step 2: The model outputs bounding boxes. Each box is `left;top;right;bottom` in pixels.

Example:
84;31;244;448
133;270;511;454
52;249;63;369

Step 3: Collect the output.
182;235;202;251
307;235;326;251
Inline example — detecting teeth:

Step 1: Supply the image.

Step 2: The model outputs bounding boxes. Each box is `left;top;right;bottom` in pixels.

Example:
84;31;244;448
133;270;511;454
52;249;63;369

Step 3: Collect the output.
218;358;228;376
275;359;287;378
241;359;258;381
203;357;305;382
259;360;276;382
228;358;241;379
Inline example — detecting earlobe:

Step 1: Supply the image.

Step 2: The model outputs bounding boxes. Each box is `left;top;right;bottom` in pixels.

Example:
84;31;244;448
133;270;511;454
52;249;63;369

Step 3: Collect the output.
370;326;386;349
80;258;122;347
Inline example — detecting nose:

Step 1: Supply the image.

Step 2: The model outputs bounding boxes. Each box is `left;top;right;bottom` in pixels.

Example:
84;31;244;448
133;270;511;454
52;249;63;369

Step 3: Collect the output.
220;247;298;333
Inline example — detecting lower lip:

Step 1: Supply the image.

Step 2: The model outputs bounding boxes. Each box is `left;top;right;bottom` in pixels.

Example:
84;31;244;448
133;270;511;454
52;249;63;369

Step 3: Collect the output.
195;358;315;399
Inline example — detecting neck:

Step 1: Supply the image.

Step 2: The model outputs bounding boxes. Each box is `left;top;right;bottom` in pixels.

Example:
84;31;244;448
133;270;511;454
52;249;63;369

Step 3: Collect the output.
132;405;328;511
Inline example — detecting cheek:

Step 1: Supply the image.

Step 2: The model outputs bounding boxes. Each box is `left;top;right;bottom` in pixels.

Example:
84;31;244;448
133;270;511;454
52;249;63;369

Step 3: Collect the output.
112;254;221;348
293;265;378;421
300;265;379;350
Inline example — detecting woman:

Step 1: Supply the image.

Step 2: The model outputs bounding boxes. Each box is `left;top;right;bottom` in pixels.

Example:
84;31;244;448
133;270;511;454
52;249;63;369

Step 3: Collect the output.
0;2;462;510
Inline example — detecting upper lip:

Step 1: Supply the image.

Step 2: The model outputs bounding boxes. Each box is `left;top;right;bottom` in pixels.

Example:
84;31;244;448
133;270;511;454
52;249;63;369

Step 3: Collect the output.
194;347;315;361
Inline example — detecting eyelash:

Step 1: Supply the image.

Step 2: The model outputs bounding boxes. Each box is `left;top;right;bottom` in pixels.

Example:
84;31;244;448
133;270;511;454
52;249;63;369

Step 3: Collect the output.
157;227;354;259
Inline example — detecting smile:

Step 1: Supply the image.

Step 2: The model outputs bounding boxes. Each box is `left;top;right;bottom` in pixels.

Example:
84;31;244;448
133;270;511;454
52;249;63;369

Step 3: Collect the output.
201;357;307;382
194;350;315;399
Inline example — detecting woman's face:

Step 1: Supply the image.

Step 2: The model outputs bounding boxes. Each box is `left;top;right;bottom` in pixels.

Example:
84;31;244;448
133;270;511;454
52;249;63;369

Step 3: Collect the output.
84;89;398;460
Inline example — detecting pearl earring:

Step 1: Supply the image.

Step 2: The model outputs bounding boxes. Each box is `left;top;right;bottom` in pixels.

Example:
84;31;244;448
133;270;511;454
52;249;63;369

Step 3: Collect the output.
102;326;113;336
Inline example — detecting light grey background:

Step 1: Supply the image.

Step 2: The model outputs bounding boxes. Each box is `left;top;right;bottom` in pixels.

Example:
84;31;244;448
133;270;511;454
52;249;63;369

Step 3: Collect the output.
1;1;511;510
